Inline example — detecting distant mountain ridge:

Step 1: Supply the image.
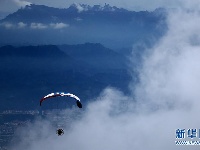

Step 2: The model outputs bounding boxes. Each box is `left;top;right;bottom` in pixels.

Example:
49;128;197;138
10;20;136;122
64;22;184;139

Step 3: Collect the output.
59;43;127;69
0;43;131;110
0;43;127;69
1;3;166;23
0;45;66;57
67;3;128;12
0;3;167;49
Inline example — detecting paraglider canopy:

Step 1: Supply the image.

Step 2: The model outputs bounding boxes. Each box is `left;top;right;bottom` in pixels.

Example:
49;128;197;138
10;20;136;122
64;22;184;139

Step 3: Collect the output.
76;100;82;108
40;92;82;108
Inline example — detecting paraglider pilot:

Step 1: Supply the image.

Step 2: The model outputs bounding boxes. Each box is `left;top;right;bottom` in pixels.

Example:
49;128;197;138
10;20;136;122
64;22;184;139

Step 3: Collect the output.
56;128;64;136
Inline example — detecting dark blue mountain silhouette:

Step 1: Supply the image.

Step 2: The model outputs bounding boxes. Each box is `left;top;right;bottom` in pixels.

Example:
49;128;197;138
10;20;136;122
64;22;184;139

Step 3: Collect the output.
2;4;166;23
0;43;131;110
0;45;66;57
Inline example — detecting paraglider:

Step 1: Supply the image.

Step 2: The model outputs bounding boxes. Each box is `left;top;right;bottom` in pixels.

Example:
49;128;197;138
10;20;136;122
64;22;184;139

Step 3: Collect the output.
40;92;82;108
40;92;82;136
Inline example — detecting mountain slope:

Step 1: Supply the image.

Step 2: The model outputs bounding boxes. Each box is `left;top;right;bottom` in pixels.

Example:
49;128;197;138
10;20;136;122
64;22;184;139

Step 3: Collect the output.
59;43;128;69
0;45;66;57
0;44;131;110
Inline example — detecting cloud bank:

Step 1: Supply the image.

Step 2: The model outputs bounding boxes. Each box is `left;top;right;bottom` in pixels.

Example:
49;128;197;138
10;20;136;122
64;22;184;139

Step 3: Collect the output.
30;23;47;29
0;22;69;30
50;23;69;29
9;2;200;150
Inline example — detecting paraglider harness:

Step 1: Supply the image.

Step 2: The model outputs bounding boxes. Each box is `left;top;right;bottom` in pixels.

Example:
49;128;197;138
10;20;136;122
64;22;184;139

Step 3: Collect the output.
56;128;64;136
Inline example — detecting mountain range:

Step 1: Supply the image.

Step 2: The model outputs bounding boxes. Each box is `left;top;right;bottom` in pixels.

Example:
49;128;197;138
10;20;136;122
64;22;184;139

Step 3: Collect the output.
0;4;167;109
0;43;131;110
0;4;167;49
0;4;168;148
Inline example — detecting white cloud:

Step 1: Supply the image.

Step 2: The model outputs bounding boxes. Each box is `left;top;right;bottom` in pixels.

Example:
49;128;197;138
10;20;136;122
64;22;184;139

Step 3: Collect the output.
30;23;47;29
0;22;15;29
18;22;27;28
134;9;200;111
50;23;69;29
13;0;32;8
75;17;83;21
0;22;68;30
72;3;86;12
0;22;27;29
